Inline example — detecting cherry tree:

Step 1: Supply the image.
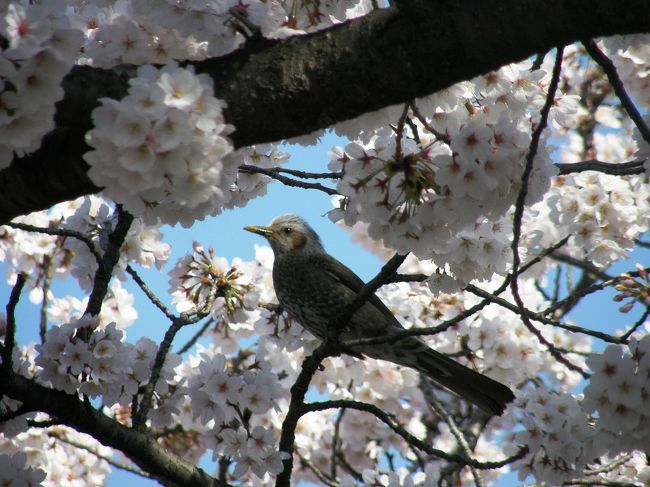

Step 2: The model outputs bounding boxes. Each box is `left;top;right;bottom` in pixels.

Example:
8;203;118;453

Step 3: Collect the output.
1;0;650;486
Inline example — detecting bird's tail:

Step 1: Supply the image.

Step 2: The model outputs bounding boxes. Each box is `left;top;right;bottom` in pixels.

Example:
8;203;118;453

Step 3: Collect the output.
414;347;514;416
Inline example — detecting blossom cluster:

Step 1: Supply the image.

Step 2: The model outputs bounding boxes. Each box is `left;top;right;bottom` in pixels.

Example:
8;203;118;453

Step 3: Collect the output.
169;242;261;327
604;35;650;107
74;0;372;70
510;388;595;485
0;1;83;169
582;335;650;455
35;314;180;407
1;196;169;306
181;347;287;479
0;426;111;487
526;171;650;268
224;146;290;210
47;279;138;331
0;452;46;487
509;334;650;484
329;60;568;288
84;63;235;226
62;196;171;290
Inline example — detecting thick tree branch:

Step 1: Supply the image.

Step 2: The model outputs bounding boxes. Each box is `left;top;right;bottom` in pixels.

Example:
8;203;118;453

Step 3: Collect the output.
2;372;222;486
1;0;649;222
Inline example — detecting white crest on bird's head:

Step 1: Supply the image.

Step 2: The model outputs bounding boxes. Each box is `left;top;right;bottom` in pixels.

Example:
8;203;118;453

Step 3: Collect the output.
245;214;324;255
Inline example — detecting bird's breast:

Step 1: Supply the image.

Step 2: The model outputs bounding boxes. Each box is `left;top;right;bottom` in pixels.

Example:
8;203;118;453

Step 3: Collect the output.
272;254;343;340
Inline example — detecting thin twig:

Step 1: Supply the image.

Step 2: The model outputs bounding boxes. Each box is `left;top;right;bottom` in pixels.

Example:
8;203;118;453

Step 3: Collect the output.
343;236;572;349
410;103;450;143
5;221;102;264
542;276;617;318
132;281;219;428
274;167;342;180
331;406;346;481
620;305;650;341
553;271;600;319
550;253;613;281
466;283;619;345
126;265;177;321
335;451;364;482
49;430;152;479
298;453;337;487
132;306;215;429
424;382;485;487
582;454;634;476
238;165;339;195
39;254;55;342
303;399;528;469
176;319;214;355
2;274;26;372
583;39;650;146
509;47;586;377
563;480;638;487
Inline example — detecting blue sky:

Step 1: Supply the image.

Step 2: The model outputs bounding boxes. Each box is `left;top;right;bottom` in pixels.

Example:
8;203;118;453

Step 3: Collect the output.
3;132;649;486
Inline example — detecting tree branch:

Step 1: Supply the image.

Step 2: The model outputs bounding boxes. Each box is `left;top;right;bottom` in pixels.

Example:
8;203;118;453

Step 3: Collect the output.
508;47;587;377
583;39;650;146
238;165;338;196
5;221;102;264
48;429;152;479
132;294;219;429
423;382;484;487
555;159;647;176
84;207;133;318
2;372;223;486
303;399;528;469
331;253;407;339
275;342;335;487
2;274;26;373
126;265;177;322
465;283;620;345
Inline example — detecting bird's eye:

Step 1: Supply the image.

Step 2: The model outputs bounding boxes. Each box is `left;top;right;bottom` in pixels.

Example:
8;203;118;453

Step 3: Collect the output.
282;227;292;235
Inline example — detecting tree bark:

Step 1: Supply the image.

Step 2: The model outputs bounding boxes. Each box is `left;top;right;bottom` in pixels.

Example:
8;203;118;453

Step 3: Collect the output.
0;0;648;223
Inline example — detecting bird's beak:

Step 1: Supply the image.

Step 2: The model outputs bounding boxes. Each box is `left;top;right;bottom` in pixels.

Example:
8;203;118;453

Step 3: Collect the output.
244;225;275;240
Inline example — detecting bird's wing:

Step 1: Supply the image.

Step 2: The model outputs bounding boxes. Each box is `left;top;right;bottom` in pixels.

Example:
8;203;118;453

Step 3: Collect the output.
317;254;403;330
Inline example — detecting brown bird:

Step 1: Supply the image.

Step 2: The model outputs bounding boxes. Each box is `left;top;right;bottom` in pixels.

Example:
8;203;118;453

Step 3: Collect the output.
244;214;514;415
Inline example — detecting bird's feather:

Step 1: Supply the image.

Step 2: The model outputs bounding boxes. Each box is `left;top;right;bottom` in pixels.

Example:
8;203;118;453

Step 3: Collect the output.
317;253;401;330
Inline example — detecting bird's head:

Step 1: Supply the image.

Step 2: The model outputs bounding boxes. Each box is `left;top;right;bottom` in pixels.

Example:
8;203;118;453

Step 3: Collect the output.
244;214;323;255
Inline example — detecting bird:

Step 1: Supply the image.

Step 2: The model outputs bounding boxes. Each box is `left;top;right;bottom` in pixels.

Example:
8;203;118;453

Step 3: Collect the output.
244;214;514;416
